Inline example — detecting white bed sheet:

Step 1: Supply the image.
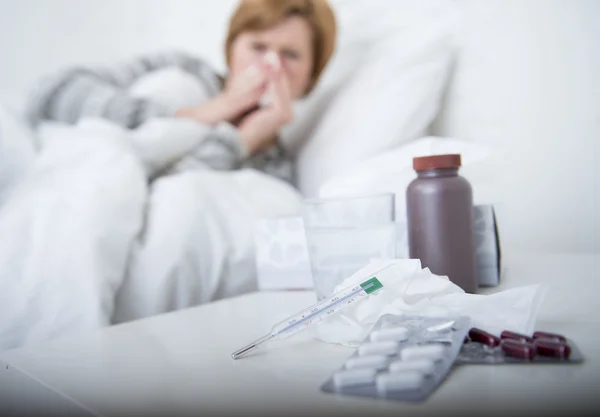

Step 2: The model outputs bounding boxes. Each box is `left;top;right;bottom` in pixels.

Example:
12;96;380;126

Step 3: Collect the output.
0;111;302;350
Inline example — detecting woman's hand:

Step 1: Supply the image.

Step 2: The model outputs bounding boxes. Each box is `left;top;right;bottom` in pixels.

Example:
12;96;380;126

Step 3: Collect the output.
238;67;294;154
176;62;268;125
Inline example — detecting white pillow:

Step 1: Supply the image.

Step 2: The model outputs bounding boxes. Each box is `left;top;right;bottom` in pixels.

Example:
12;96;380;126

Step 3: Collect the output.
283;0;460;197
319;136;498;208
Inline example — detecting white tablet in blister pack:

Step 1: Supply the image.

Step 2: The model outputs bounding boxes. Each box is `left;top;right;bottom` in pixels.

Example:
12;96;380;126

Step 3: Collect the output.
321;315;471;402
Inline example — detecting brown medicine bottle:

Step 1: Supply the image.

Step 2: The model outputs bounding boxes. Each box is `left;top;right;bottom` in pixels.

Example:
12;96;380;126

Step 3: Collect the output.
406;154;477;293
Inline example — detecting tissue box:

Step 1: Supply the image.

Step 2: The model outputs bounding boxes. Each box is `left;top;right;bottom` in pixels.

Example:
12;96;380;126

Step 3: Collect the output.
473;204;502;287
255;217;314;290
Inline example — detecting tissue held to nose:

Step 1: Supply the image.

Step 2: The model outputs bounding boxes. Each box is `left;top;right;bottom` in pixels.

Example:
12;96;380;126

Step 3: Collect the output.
263;50;281;70
259;51;281;107
235;51;280;99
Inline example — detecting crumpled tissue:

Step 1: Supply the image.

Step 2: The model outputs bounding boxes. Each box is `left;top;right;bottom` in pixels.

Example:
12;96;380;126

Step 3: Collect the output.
313;259;546;347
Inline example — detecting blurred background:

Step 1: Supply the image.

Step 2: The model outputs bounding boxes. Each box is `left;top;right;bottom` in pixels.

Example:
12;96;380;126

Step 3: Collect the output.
0;0;598;255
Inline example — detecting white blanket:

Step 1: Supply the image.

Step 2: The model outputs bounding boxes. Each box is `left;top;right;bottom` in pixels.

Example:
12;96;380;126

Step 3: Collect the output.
0;113;302;350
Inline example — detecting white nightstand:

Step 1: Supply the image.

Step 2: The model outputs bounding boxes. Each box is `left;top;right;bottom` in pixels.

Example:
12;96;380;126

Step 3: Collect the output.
1;253;599;416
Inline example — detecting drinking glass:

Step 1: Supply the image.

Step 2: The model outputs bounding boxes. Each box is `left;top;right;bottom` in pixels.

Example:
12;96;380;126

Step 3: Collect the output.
302;193;396;300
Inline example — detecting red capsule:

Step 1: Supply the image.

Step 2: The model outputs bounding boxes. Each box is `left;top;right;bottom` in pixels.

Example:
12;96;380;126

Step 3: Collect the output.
534;339;571;359
501;340;536;360
469;328;501;347
500;330;533;344
532;331;567;343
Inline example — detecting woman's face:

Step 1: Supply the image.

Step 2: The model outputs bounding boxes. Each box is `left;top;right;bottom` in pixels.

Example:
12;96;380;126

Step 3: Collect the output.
229;16;314;99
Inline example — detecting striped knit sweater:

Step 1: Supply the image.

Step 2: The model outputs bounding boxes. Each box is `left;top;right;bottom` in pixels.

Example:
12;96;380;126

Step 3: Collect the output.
26;51;293;183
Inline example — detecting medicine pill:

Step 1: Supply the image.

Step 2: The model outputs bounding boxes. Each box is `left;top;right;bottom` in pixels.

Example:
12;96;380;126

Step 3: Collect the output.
501;330;533;344
333;369;377;388
534;339;571;359
358;341;399;356
346;355;388;370
400;344;446;361
469;328;501;347
532;331;567;343
501;340;536;360
388;359;436;375
376;371;424;394
370;327;409;342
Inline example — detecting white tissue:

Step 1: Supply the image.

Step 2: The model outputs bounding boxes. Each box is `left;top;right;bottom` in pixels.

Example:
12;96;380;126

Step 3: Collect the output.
264;51;281;70
259;51;281;107
314;260;545;346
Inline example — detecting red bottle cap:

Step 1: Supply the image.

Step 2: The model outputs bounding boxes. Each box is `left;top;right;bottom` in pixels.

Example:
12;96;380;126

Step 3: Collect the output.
413;154;462;172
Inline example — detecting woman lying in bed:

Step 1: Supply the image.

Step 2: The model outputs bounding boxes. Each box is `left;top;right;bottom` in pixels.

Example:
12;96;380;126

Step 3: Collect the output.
0;0;336;350
27;0;336;183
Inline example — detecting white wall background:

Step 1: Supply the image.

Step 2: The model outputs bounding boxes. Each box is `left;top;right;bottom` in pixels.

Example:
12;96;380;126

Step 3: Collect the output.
0;0;598;254
432;0;600;254
0;0;238;107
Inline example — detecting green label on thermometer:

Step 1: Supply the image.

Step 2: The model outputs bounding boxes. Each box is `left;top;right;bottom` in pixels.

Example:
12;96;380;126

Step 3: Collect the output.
360;277;383;294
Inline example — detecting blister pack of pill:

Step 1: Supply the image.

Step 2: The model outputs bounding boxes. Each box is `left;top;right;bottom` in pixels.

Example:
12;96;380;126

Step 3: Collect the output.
320;314;471;402
457;328;584;364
